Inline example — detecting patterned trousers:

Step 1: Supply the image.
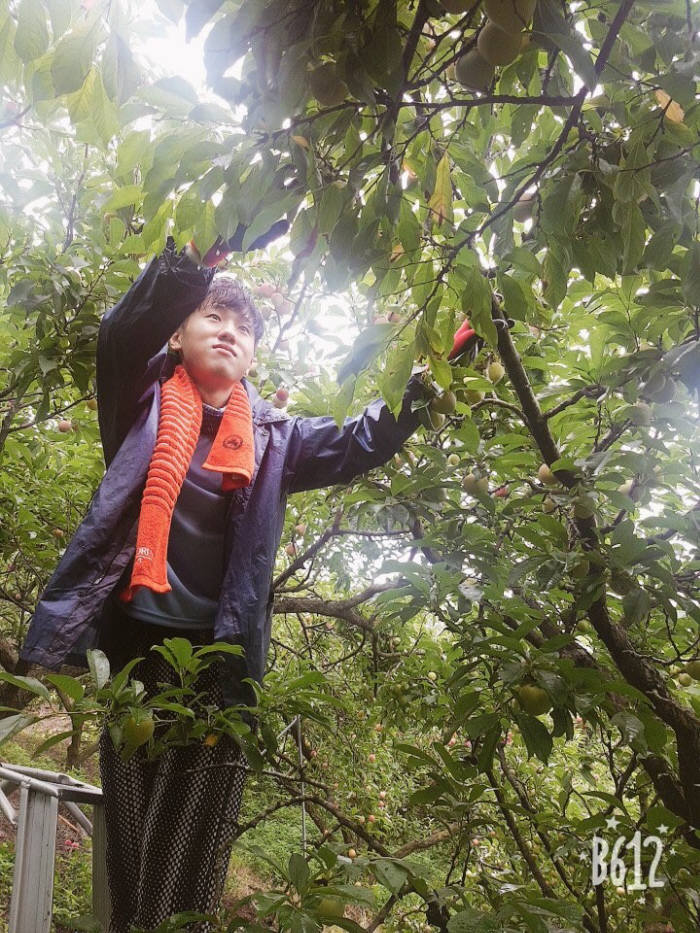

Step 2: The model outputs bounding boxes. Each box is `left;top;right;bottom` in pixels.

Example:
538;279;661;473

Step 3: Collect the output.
98;617;248;932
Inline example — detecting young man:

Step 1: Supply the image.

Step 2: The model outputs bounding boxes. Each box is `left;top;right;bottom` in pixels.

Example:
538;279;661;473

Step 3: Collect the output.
19;235;478;931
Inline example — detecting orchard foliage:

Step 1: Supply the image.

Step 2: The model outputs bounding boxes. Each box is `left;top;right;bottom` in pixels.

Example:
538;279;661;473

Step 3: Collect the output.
1;0;700;931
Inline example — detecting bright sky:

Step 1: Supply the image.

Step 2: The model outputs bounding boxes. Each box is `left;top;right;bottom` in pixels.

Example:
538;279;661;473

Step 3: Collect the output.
134;3;210;96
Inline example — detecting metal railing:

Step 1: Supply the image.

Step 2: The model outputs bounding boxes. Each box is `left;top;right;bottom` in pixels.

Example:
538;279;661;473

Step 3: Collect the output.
0;762;109;933
276;715;307;850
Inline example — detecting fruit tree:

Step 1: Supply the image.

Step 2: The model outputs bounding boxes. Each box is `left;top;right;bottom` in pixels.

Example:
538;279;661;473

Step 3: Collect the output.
1;1;699;931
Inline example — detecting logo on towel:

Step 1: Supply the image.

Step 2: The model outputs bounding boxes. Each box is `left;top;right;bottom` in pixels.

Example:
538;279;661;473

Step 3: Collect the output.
135;546;153;564
223;434;243;450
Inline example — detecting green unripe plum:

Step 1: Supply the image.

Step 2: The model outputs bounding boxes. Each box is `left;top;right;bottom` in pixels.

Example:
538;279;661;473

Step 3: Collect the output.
572;496;596;519
685;660;700;681
465;388;485;404
515;685;552;716
318;896;345;918
477;21;524;66
487;360;505;383
462;472;488;495
419;406;445;431
447;453;461;467
627;402;652;426
309;63;348;107
484;0;537;34
123;714;155;747
537;463;557;485
542;497;556;513
428;409;446;430
431;390;457;414
678;673;692;686
617;479;639;500
455;48;495;91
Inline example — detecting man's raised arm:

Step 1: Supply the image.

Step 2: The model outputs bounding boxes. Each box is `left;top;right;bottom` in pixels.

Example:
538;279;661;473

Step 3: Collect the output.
96;237;215;464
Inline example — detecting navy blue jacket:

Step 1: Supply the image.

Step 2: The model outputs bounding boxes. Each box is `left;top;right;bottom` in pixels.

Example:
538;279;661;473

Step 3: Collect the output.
19;240;424;712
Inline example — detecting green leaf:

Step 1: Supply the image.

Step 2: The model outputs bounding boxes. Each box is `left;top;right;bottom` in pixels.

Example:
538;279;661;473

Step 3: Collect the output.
408;782;446;806
428;153;452;228
643;221;680;271
637;708;668;755
546;31;596;89
618;202;646;274
476;722;501;771
461;268;496;347
14;0;49;62
681;242;700;307
29;51;56;101
611;711;646;748
45;673;85;703
428;354;453;391
196;642;245;658
337;322;394;384
51;23;100;95
0;672;51;701
622;587;651;625
288;852;309;894
542;243;569;309
0;713;38;745
380;340;414;416
153;637;195;672
498;273;531;321
515;712;553;764
371;858;410;895
103;185;143;212
46;0;72;36
86;648;111;690
102;31;141;105
317;185;345;236
331;375;356;430
66;66;119;147
448;909;502;933
34;729;78;757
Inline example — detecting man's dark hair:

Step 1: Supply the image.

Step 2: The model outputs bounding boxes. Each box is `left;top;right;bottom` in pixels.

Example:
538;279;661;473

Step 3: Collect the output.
200;274;265;344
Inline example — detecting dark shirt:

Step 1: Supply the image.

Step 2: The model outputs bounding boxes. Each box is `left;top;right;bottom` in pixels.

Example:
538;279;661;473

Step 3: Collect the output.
115;403;231;630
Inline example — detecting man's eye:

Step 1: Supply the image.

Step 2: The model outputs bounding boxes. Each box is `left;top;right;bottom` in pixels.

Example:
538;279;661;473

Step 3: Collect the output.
208;313;220;320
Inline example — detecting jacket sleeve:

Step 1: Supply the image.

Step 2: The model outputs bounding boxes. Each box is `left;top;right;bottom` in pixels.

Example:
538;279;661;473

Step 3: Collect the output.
284;375;428;494
96;237;215;465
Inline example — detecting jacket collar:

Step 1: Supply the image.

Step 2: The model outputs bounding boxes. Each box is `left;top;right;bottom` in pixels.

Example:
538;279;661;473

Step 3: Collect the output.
242;377;289;425
155;351;288;426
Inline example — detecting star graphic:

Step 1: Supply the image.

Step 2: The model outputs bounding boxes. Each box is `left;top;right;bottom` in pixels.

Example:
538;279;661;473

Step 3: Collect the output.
578;851;588;861
606;815;620;830
657;823;669;834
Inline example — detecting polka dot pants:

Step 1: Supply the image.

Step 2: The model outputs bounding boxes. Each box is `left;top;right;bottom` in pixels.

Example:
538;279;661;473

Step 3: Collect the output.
98;620;248;932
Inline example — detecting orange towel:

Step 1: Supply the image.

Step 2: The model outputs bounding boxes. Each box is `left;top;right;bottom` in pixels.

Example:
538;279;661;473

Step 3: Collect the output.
120;364;254;600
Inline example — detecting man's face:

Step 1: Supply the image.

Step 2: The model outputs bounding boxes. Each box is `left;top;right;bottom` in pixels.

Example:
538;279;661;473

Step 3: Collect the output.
169;303;256;396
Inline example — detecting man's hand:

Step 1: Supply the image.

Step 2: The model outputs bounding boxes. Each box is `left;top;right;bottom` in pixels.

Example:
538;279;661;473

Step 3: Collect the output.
189;219;291;268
